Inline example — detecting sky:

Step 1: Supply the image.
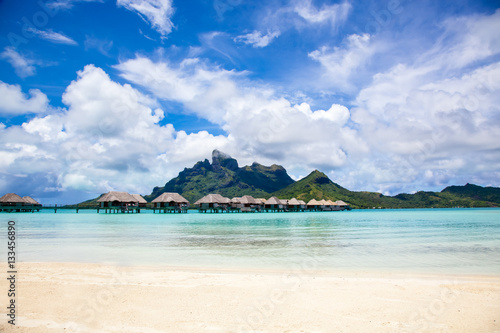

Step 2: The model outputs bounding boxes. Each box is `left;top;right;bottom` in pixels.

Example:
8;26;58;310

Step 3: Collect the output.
0;0;499;204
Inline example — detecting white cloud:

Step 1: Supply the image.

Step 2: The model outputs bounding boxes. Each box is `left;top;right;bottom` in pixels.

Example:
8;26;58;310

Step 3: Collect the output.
46;0;103;10
115;55;367;172
117;0;175;37
28;28;78;45
0;65;231;202
0;81;49;115
309;33;376;92
294;0;351;27
234;30;281;48
84;36;113;56
424;9;500;71
1;47;36;78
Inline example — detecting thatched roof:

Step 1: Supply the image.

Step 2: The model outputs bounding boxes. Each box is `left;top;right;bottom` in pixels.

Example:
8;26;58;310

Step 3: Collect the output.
97;191;139;203
131;194;147;204
152;193;189;204
231;197;242;203
240;195;259;204
0;193;26;203
194;194;230;205
326;200;336;206
265;196;282;205
318;199;328;205
298;200;306;205
307;199;320;206
23;196;40;205
335;200;348;206
256;198;267;204
288;198;301;205
280;199;288;205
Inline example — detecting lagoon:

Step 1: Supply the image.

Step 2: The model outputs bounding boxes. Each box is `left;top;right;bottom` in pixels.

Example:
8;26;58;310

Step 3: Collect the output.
2;208;500;275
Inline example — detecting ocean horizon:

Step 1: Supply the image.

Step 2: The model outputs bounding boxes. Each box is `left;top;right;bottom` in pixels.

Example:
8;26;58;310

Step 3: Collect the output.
2;208;499;275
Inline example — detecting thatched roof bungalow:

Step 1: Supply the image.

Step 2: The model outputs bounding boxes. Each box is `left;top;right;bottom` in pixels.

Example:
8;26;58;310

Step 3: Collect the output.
23;196;41;206
240;195;259;206
97;191;145;210
240;195;262;212
131;194;147;208
0;193;27;206
307;199;321;211
335;200;350;210
152;193;189;209
288;198;306;211
264;196;285;211
1;193;41;212
152;192;189;213
195;194;230;212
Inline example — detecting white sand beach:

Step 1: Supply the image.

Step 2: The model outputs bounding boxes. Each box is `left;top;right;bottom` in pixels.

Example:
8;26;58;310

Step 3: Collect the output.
1;263;499;332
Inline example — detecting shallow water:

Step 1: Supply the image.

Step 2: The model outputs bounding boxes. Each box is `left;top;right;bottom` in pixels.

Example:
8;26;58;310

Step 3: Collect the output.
2;208;499;274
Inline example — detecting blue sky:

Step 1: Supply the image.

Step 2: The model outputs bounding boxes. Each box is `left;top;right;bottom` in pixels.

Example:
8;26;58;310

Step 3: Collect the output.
1;0;499;204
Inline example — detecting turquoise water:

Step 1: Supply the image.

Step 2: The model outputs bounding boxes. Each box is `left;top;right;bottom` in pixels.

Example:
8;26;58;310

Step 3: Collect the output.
1;209;499;274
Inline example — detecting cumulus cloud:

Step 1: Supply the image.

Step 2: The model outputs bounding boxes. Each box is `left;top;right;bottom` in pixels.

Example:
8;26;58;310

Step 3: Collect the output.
117;0;175;37
345;11;500;192
0;81;49;115
0;65;230;203
115;55;366;172
234;30;281;48
1;47;36;78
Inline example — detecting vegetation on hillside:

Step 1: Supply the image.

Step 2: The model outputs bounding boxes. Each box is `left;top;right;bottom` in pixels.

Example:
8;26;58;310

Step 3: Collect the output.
75;151;500;209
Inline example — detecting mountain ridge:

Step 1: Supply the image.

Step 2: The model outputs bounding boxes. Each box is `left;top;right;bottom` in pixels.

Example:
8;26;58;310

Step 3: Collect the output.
145;151;500;208
145;150;295;203
79;151;500;209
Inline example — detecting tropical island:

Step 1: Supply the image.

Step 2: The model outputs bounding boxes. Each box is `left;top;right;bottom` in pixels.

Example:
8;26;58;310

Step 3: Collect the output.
65;150;499;211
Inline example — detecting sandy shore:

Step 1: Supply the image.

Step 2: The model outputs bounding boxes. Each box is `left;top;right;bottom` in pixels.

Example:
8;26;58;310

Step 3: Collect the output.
1;263;499;332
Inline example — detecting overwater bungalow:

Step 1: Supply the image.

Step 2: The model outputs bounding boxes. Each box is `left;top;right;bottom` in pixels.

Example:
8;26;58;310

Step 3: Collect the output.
0;193;40;212
23;196;41;207
152;192;189;213
132;194;148;208
97;191;146;213
280;199;289;211
307;199;321;211
318;199;329;211
335;200;350;210
195;194;230;213
288;198;305;212
298;200;307;210
230;197;242;212
256;198;267;205
325;199;337;211
264;196;285;212
240;195;261;212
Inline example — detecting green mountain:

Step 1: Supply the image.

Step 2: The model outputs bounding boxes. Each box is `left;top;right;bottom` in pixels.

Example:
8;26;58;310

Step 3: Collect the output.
272;170;402;209
441;183;500;205
77;151;500;209
146;150;295;203
273;170;500;209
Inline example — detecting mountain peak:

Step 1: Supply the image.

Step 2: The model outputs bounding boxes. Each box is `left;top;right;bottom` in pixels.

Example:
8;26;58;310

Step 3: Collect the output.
212;150;238;171
306;170;331;183
212;149;232;161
